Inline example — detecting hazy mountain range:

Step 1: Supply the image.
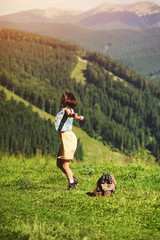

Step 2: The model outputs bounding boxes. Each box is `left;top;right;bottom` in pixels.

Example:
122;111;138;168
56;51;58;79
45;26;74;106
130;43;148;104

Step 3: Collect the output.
1;1;160;29
1;1;160;80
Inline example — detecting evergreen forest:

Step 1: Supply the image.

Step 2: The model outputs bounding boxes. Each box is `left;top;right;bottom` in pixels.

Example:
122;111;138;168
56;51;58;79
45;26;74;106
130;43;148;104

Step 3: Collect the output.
0;90;59;156
0;29;160;161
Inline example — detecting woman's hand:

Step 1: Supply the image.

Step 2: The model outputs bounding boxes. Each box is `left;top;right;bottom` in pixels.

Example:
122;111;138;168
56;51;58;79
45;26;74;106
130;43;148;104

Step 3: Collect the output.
74;113;84;121
79;116;84;121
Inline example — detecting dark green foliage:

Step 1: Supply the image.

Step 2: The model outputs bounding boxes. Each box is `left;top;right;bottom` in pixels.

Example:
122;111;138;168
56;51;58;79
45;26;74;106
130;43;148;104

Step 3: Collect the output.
75;138;84;161
0;28;79;116
0;91;59;156
1;22;160;80
0;29;159;161
81;52;160;161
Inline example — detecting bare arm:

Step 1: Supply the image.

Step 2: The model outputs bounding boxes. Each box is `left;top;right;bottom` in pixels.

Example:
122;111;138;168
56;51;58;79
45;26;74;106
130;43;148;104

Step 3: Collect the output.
65;108;84;121
73;113;84;121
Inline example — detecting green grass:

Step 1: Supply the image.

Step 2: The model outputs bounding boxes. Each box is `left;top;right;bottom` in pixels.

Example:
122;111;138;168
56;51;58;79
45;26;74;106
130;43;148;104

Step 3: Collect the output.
1;84;159;239
71;58;87;84
0;85;52;121
0;84;115;162
0;154;160;240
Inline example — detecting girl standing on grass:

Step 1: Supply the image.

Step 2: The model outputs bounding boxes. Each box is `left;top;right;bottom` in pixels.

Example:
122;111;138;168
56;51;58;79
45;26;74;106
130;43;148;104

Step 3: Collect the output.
55;93;84;190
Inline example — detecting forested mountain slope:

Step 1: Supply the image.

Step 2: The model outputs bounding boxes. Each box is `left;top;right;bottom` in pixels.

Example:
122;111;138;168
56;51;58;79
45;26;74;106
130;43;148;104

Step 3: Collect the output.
0;29;159;161
0;89;59;156
1;21;160;80
0;85;108;161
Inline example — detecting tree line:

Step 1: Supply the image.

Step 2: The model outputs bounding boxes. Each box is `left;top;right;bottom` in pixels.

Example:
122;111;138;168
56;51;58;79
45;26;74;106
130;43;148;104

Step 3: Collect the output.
0;90;59;156
74;62;160;161
0;90;83;160
0;29;159;161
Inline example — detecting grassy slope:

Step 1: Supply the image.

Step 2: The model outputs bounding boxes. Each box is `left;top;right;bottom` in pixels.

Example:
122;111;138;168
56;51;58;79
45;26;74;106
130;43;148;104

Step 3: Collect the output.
0;85;160;240
0;84;116;162
72;56;131;87
71;57;87;85
0;155;160;240
1;68;159;239
0;85;52;121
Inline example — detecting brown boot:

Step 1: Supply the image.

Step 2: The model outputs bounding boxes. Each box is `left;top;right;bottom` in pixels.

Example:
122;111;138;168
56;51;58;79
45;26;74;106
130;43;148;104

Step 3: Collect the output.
67;182;76;190
73;176;79;185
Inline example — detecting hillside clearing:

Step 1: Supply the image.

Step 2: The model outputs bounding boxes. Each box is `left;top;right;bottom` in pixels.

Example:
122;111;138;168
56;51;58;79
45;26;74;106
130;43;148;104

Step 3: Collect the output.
71;56;87;84
0;85;52;121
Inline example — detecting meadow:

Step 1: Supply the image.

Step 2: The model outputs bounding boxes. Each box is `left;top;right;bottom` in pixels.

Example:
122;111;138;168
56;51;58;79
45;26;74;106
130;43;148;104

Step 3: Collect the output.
0;29;160;240
1;152;160;240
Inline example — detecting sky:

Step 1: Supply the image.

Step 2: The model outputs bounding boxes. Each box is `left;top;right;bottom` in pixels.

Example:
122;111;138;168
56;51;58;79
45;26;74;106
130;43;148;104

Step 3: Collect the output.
0;0;160;16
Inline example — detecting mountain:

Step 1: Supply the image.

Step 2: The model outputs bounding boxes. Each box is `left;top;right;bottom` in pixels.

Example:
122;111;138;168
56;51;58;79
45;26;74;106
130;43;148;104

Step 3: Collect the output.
0;84;112;160
1;20;160;80
0;29;160;160
1;2;160;79
1;2;160;29
0;8;82;24
77;2;160;29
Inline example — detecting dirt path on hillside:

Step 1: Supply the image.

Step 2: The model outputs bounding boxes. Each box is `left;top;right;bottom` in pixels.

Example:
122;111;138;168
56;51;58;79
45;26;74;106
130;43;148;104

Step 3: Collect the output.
78;56;88;63
78;56;126;84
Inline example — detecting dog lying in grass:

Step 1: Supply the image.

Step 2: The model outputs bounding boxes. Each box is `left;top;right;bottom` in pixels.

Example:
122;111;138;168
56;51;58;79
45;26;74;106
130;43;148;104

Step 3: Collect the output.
93;173;116;197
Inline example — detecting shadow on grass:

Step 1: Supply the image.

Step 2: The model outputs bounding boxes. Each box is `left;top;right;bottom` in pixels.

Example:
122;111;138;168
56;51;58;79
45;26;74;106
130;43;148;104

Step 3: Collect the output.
86;192;95;197
1;230;29;240
1;184;53;190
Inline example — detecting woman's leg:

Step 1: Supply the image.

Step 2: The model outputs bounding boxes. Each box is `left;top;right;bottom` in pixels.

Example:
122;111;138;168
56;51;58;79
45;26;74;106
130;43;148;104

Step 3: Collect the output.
61;159;73;182
57;158;73;182
57;158;66;175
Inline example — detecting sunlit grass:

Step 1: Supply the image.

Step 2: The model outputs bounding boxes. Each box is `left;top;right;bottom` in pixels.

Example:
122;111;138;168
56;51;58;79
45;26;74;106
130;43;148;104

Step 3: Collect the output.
0;84;159;239
71;58;87;84
0;154;160;240
0;85;53;122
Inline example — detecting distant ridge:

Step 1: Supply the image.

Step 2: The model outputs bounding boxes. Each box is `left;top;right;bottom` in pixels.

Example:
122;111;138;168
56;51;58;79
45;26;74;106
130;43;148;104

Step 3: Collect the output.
0;8;82;24
1;2;160;29
89;2;160;16
1;20;160;79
